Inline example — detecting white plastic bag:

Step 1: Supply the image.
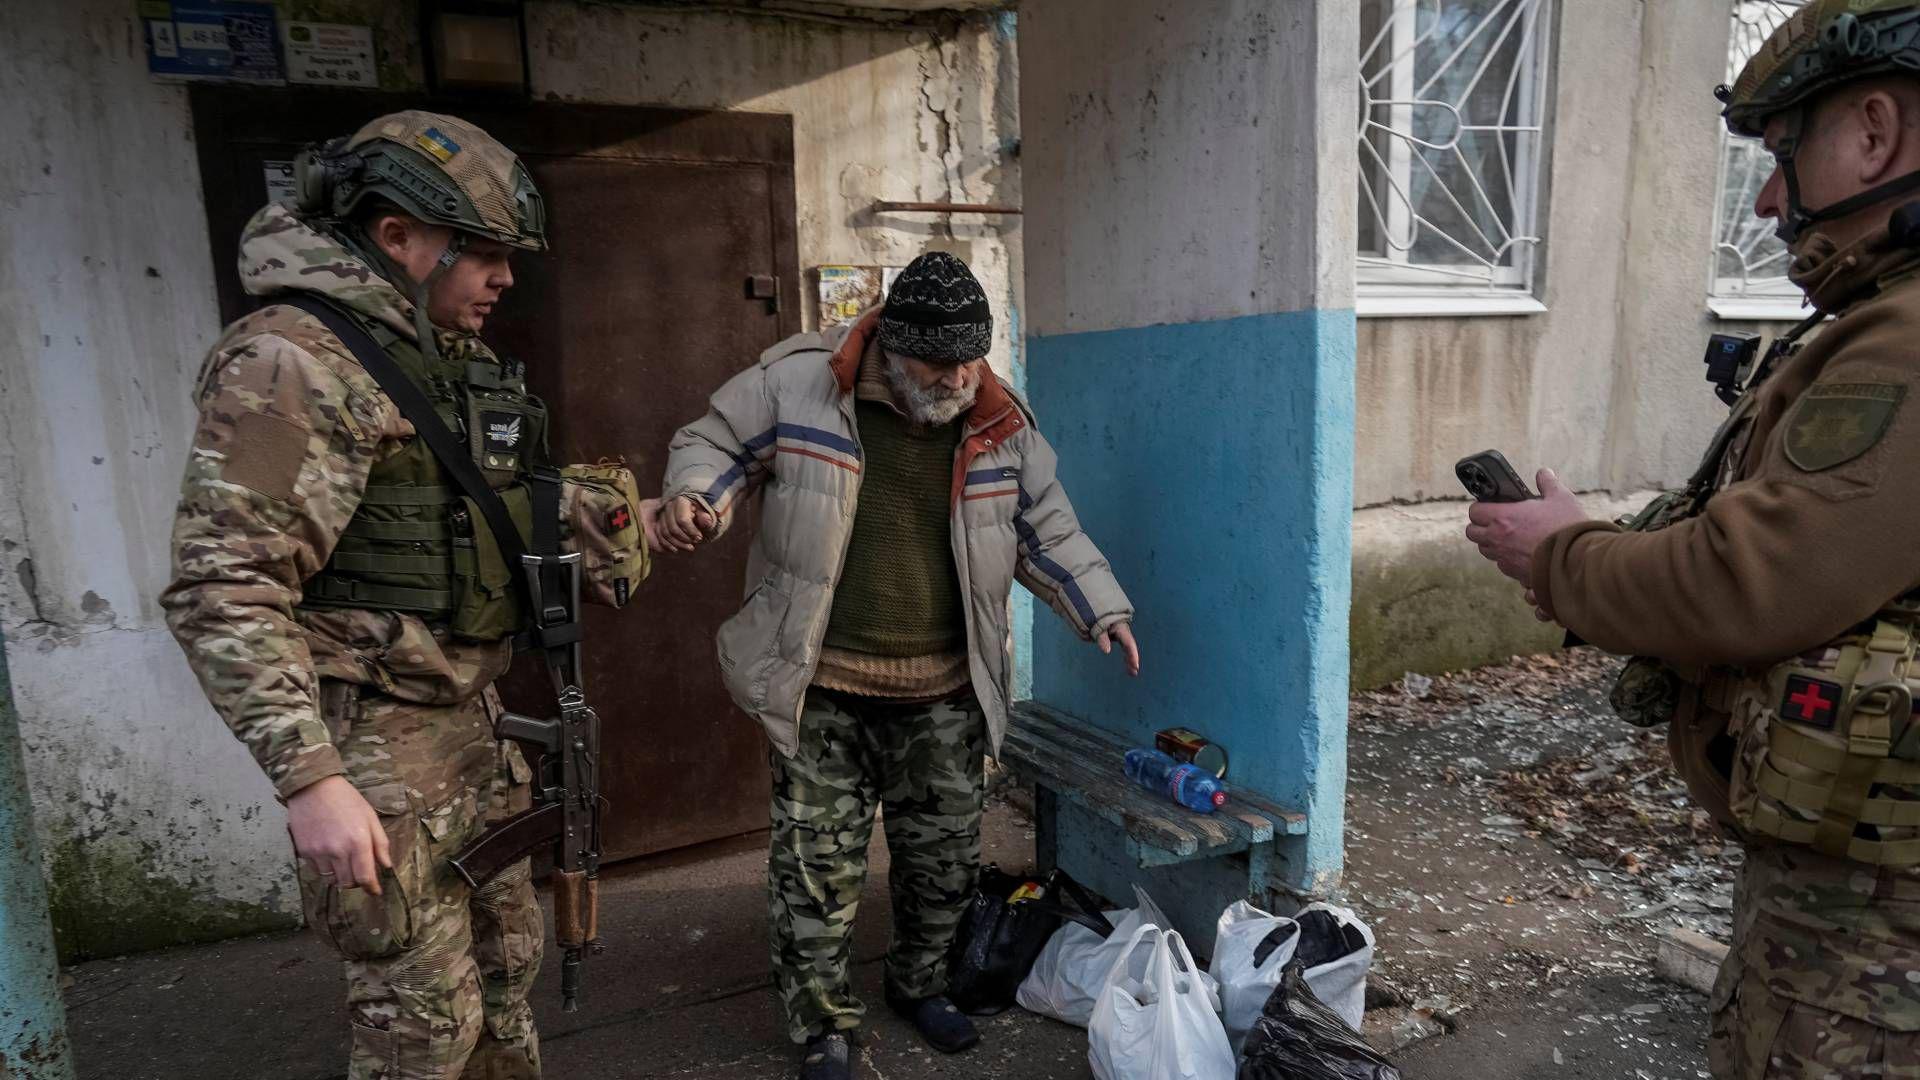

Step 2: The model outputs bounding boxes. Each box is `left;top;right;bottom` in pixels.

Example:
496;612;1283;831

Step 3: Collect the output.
1089;924;1236;1080
1209;900;1375;1052
1017;884;1169;1027
1295;902;1374;1032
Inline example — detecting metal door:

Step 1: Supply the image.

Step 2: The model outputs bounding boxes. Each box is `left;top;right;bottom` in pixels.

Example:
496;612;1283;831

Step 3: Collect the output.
190;90;799;860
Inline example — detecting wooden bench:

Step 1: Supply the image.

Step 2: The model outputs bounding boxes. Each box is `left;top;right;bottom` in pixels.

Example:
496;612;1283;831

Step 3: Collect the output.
999;702;1307;876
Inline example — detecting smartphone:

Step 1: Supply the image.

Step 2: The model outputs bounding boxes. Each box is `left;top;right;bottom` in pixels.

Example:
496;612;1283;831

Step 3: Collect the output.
1455;450;1537;502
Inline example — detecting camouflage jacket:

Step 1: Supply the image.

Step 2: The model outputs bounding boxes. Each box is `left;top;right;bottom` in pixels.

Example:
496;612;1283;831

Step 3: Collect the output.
161;205;520;800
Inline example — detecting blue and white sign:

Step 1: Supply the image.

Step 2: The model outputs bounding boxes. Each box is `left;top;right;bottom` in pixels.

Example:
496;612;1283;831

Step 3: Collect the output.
143;2;286;85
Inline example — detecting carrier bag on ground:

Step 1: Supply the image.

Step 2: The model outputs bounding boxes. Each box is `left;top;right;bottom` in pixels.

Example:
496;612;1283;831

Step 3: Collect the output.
1211;901;1375;1050
1088;925;1236;1080
1018;884;1170;1027
1237;968;1401;1080
946;866;1112;1015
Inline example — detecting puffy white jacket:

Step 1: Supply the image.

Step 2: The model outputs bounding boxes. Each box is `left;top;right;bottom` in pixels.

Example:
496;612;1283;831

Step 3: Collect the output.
663;310;1133;756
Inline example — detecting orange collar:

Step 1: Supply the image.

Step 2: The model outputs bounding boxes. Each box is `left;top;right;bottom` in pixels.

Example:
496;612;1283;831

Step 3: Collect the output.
828;307;1016;433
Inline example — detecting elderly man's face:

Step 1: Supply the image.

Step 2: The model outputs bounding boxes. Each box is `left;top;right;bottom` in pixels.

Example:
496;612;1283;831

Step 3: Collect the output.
883;349;985;426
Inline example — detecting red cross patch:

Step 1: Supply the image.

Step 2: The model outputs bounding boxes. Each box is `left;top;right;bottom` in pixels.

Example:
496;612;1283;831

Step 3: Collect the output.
1781;675;1842;729
608;506;632;532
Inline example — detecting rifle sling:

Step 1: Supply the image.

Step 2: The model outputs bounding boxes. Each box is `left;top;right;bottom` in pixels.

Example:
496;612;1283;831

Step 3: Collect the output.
280;295;570;671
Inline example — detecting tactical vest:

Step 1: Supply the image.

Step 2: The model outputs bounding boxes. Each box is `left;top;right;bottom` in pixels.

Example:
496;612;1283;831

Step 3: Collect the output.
1721;603;1920;865
298;309;548;643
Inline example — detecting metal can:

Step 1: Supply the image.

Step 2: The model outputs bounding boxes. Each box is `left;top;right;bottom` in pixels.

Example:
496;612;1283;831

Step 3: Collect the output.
1155;727;1227;778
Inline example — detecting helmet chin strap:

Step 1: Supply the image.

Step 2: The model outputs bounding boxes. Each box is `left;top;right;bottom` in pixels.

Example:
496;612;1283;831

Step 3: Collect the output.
1774;104;1920;244
410;233;468;366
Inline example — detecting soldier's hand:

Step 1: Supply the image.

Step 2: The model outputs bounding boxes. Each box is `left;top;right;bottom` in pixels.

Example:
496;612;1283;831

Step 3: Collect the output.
652;495;716;553
286;775;393;896
1097;621;1142;677
1464;468;1586;585
1525;587;1553;623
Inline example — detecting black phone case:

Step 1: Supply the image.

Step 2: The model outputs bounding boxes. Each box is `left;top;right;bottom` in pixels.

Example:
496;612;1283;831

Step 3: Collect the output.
1455;450;1535;502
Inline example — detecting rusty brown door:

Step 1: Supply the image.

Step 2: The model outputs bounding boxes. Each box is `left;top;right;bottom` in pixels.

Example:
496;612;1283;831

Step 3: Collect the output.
191;91;798;860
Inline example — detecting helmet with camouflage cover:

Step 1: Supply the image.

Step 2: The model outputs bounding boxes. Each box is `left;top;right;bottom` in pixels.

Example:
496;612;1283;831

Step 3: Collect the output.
1718;1;1920;242
292;111;543;357
294;110;546;251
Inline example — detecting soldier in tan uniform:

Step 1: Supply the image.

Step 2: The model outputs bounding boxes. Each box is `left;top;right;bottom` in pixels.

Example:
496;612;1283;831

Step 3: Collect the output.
162;112;648;1078
1468;3;1920;1073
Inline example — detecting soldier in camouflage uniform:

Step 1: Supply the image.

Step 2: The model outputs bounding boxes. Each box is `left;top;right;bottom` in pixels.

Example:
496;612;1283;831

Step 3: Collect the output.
1467;4;1920;1073
162;111;648;1079
648;253;1138;1080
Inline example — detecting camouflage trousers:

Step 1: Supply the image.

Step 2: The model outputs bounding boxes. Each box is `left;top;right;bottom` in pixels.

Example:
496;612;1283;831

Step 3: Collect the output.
1709;841;1920;1077
297;681;544;1079
768;687;987;1043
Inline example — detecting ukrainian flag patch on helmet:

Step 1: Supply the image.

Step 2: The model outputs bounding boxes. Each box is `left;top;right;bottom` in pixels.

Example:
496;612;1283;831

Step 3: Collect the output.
416;127;461;163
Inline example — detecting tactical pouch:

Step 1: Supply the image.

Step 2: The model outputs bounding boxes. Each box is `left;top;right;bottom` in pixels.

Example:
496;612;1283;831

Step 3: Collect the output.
449;485;534;642
1727;617;1920;866
1609;656;1683;728
467;388;547;488
559;461;650;608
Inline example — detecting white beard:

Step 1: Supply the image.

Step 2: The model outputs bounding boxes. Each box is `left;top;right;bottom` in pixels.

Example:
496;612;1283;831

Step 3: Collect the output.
885;354;978;426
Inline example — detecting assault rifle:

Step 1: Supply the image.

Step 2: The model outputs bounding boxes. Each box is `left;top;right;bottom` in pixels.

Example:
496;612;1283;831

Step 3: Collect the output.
276;295;610;1011
450;549;607;1012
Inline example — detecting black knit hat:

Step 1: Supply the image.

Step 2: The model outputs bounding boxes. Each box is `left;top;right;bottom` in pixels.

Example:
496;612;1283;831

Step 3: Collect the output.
879;252;993;363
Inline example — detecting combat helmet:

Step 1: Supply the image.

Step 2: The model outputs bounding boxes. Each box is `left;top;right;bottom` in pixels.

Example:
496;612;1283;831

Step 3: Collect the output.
291;111;546;351
1719;0;1920;242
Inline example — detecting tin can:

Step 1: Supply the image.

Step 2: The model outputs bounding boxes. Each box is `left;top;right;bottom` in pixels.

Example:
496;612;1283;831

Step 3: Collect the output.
1155;727;1227;778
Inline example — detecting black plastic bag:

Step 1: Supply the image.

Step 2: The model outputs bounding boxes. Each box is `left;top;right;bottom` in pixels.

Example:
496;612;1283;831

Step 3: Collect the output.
1291;908;1372;969
1238;968;1401;1080
944;866;1111;1016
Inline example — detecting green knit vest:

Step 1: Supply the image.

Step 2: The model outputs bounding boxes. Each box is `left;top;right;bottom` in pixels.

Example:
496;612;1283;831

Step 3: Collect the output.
823;401;966;657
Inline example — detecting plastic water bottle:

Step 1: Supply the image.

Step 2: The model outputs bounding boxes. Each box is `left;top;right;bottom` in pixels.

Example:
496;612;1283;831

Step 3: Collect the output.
1124;748;1228;813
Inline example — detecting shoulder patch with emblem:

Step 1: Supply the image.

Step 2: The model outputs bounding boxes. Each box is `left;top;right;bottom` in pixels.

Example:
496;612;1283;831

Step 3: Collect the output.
1785;382;1906;472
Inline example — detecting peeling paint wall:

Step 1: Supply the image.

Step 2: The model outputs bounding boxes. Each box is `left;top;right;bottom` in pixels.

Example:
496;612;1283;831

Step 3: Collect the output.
0;2;305;958
1;0;1019;956
1351;0;1771;687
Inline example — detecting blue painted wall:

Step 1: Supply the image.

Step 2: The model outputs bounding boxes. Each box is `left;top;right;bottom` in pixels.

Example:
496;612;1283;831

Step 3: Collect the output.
1026;308;1356;888
0;627;76;1078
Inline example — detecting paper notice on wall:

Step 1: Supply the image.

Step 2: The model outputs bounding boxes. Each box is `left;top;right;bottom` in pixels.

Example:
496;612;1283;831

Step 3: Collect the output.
142;1;286;85
263;160;296;206
284;22;379;88
817;265;904;328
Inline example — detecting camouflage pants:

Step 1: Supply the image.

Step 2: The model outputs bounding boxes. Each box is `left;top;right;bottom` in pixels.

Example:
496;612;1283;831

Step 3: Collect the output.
768;687;987;1043
1709;842;1920;1078
297;681;544;1079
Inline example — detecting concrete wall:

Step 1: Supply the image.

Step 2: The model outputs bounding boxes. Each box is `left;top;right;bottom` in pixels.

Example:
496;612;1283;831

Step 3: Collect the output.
1350;0;1783;689
0;0;1019;958
1022;0;1357;920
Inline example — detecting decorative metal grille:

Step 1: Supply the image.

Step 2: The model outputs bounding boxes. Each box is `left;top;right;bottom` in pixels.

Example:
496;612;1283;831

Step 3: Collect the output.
1357;0;1554;292
1712;1;1804;304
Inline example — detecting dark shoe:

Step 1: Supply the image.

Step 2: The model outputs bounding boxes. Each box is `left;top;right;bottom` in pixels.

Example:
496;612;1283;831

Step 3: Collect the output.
887;993;980;1054
798;1031;853;1080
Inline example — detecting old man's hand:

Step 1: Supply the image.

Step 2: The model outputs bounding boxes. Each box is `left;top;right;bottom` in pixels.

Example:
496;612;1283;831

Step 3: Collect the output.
1463;468;1585;585
648;495;716;553
1098;621;1142;677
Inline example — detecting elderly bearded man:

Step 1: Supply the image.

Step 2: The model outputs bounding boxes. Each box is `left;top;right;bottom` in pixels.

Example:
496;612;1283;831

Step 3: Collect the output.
646;252;1139;1080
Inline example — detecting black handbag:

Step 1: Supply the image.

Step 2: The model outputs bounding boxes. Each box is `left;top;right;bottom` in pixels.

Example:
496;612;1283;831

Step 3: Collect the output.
945;865;1113;1016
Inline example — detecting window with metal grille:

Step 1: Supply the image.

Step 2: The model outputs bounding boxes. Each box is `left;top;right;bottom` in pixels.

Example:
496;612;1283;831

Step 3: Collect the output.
1358;0;1555;316
1710;1;1805;320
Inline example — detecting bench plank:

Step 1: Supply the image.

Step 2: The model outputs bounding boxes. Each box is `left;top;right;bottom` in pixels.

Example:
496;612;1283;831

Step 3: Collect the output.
1002;726;1202;855
1012;703;1309;837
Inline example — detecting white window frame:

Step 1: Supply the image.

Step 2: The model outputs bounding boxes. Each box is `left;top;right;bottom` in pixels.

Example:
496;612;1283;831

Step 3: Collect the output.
1708;1;1809;322
1357;0;1555;318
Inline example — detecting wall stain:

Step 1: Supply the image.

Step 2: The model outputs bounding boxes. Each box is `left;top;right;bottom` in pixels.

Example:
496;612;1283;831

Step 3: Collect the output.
45;836;296;963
